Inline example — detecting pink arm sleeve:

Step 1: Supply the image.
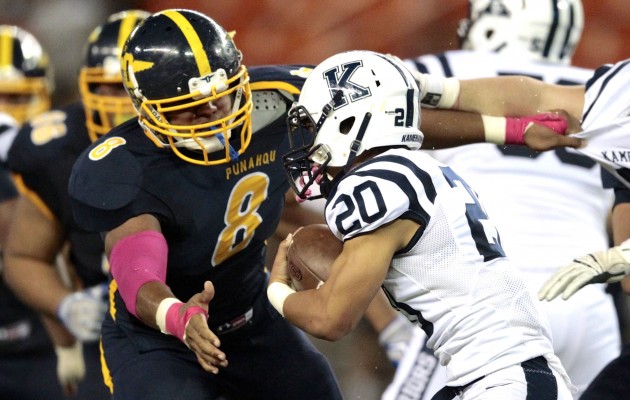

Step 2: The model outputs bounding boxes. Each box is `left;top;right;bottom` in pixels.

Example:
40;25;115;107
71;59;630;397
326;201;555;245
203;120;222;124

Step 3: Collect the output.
109;230;168;317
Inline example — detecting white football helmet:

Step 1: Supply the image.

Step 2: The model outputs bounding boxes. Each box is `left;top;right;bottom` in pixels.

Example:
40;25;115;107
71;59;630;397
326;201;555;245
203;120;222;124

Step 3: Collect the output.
458;0;584;64
283;50;423;199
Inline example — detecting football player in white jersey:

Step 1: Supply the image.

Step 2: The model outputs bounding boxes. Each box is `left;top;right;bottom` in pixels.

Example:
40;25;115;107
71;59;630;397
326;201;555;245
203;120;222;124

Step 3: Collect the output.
410;50;630;400
268;50;576;400
395;1;621;398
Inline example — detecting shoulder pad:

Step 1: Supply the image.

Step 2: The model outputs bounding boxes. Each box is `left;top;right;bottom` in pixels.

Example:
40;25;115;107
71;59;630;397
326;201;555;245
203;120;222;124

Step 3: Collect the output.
248;64;314;101
8;102;88;175
69;135;141;211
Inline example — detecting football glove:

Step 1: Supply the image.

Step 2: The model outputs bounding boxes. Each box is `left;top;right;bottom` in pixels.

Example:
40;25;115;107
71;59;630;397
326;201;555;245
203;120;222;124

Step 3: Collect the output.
538;243;630;301
57;283;108;342
54;342;85;396
378;314;416;368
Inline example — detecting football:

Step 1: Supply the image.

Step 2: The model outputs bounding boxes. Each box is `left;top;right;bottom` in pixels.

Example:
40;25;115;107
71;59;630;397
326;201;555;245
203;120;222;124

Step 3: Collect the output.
287;224;343;291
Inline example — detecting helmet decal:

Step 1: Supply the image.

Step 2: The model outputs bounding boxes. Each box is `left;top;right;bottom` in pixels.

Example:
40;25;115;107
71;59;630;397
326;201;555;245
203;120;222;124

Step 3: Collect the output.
322;61;371;109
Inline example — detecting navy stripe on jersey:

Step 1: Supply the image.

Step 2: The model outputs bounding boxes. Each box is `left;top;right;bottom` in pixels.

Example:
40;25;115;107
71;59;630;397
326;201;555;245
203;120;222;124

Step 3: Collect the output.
410;60;429;74
383;286;434;338
558;0;575;61
583;60;630;121
542;0;560;59
355;154;438;202
436;53;454;78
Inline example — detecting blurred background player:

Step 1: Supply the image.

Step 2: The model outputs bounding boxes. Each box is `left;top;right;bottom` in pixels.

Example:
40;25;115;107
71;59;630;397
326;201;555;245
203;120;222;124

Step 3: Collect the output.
0;25;82;400
389;1;622;398
0;24;83;399
3;10;150;399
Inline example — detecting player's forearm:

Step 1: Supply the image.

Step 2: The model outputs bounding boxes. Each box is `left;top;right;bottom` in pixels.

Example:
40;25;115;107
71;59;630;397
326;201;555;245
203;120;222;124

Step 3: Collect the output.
40;314;76;347
135;281;180;330
456;76;546;115
3;256;72;317
420;108;485;149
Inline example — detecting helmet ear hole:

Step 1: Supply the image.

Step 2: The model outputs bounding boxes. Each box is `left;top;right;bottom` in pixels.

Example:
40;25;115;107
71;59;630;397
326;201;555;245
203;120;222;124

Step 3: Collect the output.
339;117;355;135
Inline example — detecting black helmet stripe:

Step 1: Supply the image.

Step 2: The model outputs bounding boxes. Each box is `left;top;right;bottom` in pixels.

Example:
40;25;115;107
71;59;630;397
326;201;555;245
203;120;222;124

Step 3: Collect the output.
375;53;416;128
558;0;576;62
163;10;212;75
542;0;560;59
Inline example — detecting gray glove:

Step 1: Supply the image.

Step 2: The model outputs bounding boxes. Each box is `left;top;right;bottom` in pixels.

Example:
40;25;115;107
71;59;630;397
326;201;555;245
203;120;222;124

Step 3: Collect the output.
378;314;416;368
539;243;630;301
57;283;108;342
54;342;85;396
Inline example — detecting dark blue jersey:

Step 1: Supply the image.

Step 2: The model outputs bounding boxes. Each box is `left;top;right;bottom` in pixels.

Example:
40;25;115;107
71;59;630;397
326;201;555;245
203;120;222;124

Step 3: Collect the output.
7;102;107;287
69;65;310;328
1;132;50;354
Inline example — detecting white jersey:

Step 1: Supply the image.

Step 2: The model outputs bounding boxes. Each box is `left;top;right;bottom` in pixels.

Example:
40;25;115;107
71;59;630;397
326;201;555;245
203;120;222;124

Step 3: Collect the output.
325;148;559;387
395;50;620;398
404;50;613;280
572;60;630;188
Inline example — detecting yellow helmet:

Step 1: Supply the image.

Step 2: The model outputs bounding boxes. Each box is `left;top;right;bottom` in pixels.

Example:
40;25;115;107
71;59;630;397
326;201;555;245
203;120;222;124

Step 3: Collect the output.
0;25;53;124
78;10;150;141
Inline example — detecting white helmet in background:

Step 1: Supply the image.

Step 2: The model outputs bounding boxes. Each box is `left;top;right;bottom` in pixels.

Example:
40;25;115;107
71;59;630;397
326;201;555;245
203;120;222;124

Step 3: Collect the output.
458;0;584;64
283;50;423;199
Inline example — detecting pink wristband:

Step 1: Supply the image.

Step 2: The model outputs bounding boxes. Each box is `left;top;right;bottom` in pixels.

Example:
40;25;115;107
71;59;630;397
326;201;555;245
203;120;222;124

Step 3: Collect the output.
505;112;568;145
165;303;209;343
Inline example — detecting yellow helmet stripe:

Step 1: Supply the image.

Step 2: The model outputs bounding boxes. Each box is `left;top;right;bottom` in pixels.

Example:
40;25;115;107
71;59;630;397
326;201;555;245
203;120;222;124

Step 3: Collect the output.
0;26;13;68
118;13;141;50
163;10;211;75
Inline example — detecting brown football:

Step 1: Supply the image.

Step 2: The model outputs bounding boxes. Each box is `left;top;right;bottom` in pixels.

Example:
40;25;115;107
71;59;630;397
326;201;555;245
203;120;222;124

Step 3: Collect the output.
287;224;343;291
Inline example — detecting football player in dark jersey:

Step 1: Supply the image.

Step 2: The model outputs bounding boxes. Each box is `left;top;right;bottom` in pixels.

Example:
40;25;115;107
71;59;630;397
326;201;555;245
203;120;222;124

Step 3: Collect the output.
3;11;149;400
67;9;344;400
0;24;80;400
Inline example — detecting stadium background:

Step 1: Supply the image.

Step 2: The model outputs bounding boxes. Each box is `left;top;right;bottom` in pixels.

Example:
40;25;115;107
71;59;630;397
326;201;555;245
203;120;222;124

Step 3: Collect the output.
1;1;629;398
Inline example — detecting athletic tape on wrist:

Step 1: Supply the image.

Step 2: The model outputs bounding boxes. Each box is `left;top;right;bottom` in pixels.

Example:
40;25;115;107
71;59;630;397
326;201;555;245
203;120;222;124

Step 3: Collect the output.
267;281;296;317
164;303;208;343
155;297;181;334
481;115;507;145
109;230;168;317
416;73;460;109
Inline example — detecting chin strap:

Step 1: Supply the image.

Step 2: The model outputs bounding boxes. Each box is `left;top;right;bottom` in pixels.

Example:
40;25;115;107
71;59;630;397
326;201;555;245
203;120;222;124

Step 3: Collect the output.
342;112;372;173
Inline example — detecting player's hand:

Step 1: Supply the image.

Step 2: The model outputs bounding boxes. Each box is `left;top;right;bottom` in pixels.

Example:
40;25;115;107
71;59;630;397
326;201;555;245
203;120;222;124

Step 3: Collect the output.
378;314;416;368
184;281;228;374
56;283;108;342
523;110;584;151
538;245;630;301
269;233;293;286
54;342;85;396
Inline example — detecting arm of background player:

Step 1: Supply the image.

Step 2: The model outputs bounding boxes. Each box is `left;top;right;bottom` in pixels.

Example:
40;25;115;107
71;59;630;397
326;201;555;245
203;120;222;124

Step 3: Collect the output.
3;195;71;317
611;202;630;295
456;76;586;122
420;107;583;151
277;218;419;341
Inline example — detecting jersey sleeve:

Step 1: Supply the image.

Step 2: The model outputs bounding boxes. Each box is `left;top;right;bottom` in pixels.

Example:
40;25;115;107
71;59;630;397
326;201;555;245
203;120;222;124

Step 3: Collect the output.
325;155;434;241
69;136;143;232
